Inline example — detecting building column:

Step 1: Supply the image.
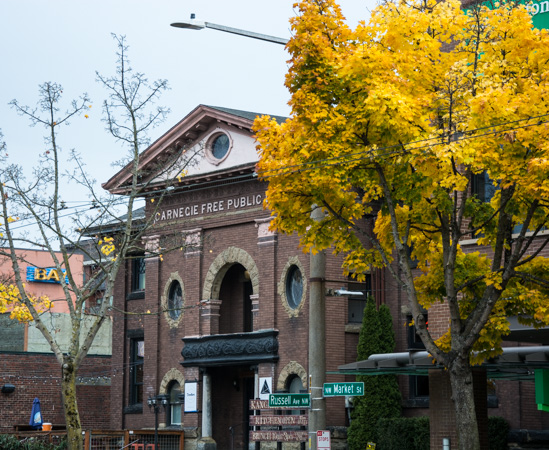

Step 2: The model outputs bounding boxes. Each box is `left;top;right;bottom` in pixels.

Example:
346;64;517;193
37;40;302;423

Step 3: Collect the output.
255;217;277;330
143;235;161;404
198;369;216;450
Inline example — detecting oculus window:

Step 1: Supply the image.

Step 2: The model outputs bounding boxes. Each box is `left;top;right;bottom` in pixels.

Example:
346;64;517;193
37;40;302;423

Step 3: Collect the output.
205;131;233;165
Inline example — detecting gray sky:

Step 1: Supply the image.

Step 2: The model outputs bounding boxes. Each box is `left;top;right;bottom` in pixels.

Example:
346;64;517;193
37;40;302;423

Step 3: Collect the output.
1;0;376;208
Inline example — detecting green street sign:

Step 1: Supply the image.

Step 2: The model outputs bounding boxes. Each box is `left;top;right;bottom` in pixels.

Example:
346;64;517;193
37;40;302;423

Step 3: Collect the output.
268;393;311;408
323;382;365;397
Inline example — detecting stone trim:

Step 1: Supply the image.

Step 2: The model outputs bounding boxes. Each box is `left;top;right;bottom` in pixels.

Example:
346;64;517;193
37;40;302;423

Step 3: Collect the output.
183;228;203;255
159;368;185;395
203;247;259;300
278;256;307;318
203;128;233;166
200;299;222;318
143;235;161;257
161;272;185;329
277;361;307;391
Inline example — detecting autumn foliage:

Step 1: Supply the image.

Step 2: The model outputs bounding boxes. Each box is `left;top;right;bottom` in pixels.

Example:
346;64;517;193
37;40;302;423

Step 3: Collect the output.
255;0;549;448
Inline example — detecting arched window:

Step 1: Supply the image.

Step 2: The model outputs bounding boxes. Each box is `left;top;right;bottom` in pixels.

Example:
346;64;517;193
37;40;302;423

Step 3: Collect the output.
287;375;305;416
168;281;183;320
168;381;182;426
286;265;304;310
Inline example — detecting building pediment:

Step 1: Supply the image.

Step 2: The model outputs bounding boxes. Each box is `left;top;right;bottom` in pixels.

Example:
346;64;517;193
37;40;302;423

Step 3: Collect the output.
102;105;286;195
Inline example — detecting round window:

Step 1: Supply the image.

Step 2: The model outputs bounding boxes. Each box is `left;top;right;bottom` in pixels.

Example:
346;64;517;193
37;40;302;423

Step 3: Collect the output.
168;281;183;320
211;134;230;160
285;265;303;309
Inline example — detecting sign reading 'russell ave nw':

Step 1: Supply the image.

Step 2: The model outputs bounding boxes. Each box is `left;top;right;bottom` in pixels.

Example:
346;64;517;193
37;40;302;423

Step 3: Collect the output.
268;393;311;408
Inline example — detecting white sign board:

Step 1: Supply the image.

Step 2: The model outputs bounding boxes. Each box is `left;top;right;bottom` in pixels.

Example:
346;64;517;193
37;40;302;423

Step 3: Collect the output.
184;382;198;413
317;430;331;449
259;377;273;400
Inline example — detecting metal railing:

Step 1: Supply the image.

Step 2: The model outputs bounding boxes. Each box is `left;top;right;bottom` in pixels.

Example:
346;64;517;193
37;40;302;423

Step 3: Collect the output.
10;429;184;450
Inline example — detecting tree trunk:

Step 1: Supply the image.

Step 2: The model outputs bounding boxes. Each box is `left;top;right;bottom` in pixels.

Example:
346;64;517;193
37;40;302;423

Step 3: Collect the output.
62;360;83;450
448;355;480;450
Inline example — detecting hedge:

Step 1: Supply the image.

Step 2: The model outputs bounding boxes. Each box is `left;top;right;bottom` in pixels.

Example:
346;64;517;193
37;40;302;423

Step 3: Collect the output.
372;415;508;450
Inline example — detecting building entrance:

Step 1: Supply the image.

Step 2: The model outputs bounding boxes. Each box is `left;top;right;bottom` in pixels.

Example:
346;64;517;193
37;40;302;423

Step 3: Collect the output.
210;366;255;450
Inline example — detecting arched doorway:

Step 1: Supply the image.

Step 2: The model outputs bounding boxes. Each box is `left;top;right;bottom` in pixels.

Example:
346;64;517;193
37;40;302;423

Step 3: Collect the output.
218;263;253;334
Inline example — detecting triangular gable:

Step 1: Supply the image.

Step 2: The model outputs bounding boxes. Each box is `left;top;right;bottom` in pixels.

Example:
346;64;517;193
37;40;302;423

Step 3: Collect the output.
102;104;286;195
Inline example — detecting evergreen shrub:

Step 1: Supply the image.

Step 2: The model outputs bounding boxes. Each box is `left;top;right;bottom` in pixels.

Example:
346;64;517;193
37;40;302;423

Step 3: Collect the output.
488;416;509;450
376;416;429;450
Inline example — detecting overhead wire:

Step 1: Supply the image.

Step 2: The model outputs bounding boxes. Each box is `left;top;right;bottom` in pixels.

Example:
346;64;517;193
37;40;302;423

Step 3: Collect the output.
256;113;549;179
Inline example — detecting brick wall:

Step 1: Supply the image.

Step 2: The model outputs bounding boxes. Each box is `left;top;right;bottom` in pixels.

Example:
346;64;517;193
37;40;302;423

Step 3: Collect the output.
0;352;111;432
110;178;365;434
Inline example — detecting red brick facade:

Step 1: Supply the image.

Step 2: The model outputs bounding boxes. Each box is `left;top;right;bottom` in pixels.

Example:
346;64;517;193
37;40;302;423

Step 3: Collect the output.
0;353;110;432
104;105;549;449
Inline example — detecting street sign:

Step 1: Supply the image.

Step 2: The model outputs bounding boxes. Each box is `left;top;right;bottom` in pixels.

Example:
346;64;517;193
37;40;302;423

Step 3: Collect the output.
250;415;308;426
268;393;311;408
317;430;331;449
323;382;364;397
250;430;308;442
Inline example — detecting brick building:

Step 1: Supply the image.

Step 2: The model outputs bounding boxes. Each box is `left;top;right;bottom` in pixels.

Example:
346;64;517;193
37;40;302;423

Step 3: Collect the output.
103;105;549;449
0;249;111;432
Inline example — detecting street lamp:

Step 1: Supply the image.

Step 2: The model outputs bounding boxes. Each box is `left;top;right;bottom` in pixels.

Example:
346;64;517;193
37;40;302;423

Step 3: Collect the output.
170;15;329;450
147;394;168;449
170;14;288;45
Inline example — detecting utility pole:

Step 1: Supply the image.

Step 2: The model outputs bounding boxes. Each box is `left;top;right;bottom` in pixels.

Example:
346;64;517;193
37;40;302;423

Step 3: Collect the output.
308;206;326;449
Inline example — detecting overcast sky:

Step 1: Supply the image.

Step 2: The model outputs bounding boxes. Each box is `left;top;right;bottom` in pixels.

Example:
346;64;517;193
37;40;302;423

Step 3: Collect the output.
0;0;377;210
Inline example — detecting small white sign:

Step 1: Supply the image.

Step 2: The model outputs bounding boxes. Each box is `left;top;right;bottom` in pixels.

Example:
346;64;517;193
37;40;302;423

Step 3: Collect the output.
317;430;331;449
259;377;273;400
184;382;198;413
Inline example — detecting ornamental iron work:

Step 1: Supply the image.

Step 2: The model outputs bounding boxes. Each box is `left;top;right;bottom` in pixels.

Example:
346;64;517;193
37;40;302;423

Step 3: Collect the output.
181;329;279;367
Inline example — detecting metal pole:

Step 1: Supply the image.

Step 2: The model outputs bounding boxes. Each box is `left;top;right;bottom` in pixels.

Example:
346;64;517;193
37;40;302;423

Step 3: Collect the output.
203;22;288;45
308;206;327;450
154;406;159;449
171;20;288;45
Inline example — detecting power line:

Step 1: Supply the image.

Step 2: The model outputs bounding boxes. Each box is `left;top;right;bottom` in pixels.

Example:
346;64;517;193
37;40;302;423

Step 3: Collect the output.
256;113;549;179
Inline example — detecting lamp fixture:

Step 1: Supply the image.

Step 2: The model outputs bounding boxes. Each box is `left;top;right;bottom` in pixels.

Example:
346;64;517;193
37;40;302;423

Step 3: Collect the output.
326;288;364;297
171;14;288;45
1;384;15;394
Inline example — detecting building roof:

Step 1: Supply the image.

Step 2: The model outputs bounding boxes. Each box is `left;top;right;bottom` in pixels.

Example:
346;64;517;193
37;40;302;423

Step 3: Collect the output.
102;104;287;195
205;105;287;124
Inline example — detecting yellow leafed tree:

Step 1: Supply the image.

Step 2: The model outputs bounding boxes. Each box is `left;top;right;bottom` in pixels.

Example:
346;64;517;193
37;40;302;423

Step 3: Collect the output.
0;281;51;322
255;1;549;449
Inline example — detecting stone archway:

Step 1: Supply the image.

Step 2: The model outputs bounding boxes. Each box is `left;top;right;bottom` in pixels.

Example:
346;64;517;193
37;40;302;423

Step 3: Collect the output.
277;361;308;391
159;368;185;395
203;246;259;300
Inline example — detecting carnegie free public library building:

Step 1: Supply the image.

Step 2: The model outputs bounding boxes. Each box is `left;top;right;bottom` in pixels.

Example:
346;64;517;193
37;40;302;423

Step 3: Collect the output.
103;105;549;449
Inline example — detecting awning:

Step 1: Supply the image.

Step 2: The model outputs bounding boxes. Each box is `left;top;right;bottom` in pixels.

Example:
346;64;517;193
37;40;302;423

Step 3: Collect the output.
332;346;549;381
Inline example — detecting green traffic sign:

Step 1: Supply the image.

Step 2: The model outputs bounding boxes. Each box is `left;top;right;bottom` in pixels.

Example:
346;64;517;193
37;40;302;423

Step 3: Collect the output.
268;393;311;408
323;382;365;397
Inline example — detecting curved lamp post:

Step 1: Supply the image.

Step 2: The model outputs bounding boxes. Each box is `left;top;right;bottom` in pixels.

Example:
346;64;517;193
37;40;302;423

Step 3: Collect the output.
170;15;288;45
